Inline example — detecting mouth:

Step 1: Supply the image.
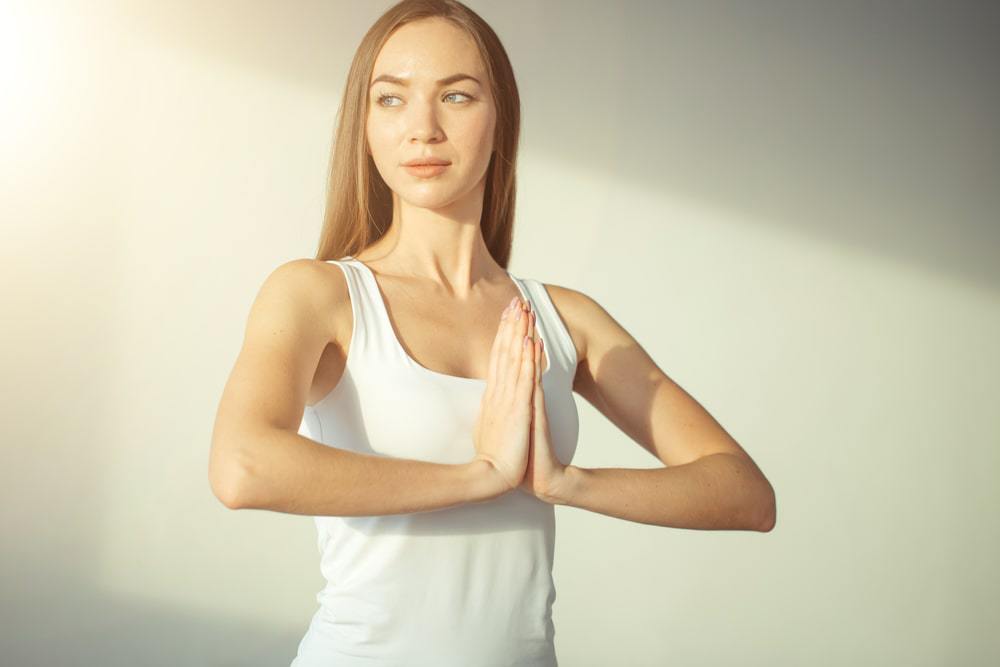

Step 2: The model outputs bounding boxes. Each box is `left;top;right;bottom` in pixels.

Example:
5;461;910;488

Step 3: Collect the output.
403;163;451;177
402;157;451;166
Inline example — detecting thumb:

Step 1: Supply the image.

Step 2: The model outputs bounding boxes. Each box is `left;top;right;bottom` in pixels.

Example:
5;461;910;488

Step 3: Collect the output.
532;339;544;413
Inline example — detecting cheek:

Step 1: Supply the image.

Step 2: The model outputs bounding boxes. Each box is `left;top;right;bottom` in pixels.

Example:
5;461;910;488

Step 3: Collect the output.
366;124;396;163
453;115;495;153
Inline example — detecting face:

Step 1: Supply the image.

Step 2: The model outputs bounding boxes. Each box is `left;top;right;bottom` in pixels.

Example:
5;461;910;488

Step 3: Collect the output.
366;18;497;211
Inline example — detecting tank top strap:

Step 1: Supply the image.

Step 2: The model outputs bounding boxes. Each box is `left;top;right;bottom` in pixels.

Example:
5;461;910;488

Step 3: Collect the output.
513;277;579;380
323;256;399;363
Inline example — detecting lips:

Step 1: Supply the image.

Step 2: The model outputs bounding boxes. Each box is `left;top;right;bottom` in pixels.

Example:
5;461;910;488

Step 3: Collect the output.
403;162;450;177
402;157;451;166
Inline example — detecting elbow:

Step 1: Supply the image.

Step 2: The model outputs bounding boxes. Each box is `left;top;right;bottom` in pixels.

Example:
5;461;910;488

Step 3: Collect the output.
726;453;776;532
756;484;777;533
209;443;253;510
209;465;246;510
758;503;776;532
212;473;246;510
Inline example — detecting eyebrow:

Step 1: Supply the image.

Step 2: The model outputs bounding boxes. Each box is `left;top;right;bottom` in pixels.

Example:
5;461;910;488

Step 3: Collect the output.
369;73;482;89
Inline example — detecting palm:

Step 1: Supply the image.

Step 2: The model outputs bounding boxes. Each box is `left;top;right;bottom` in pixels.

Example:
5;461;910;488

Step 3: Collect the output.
518;376;563;503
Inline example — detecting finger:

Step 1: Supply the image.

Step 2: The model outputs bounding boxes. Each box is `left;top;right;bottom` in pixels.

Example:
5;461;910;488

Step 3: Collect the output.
516;310;535;399
487;298;516;395
496;297;521;394
534;334;541;388
486;298;513;400
511;300;532;389
525;329;540;412
502;298;527;396
535;336;545;403
520;308;536;391
533;338;547;421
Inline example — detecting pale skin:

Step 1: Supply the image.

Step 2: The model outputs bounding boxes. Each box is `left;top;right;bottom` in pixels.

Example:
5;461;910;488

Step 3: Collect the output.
211;17;775;531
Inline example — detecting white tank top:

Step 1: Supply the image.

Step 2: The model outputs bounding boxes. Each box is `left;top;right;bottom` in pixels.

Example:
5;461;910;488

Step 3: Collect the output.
290;256;580;666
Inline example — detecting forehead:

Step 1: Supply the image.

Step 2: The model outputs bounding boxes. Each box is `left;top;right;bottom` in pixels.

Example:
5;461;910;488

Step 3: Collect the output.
371;18;485;83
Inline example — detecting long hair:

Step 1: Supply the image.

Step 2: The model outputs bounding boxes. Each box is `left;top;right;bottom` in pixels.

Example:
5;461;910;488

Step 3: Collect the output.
314;0;521;267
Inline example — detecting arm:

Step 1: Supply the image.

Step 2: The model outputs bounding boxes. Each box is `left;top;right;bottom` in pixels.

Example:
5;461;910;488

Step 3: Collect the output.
209;259;504;515
554;455;773;531
224;428;500;515
544;285;776;532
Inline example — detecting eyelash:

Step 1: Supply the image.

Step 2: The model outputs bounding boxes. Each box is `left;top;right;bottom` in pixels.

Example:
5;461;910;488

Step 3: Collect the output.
374;91;475;107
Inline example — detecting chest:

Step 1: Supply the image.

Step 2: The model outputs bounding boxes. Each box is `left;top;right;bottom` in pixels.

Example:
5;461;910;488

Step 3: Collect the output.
384;298;513;380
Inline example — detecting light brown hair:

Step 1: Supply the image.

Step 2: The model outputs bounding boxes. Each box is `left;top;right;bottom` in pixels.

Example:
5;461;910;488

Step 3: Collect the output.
314;0;521;267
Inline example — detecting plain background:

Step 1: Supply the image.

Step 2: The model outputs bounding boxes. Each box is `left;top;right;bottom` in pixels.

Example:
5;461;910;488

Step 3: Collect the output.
2;0;998;665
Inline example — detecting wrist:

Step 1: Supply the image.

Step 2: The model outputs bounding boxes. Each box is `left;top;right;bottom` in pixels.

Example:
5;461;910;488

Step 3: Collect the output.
546;465;582;506
467;458;509;502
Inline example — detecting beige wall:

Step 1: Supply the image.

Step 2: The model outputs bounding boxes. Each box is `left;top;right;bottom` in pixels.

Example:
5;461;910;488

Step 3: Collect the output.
3;0;998;664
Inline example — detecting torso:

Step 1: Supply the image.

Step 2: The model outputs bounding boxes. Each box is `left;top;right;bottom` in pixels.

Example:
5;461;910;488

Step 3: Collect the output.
305;256;586;406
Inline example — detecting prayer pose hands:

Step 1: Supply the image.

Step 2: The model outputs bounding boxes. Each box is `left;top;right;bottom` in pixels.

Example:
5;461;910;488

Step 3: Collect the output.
472;295;567;503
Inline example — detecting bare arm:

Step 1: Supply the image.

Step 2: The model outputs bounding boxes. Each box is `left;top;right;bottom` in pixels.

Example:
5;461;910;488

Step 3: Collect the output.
227;428;499;515
545;284;776;532
209;259;504;515
554;454;773;531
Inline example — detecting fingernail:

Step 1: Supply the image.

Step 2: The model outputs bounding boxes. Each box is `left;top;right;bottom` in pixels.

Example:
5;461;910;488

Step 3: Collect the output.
515;305;522;320
508;296;518;310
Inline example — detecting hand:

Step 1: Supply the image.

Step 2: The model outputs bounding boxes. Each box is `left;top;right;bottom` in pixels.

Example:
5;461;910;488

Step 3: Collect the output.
472;296;537;496
517;334;569;504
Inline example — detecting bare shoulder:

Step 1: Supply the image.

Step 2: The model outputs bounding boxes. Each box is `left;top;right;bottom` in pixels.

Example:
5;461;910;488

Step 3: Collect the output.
261;258;345;308
258;258;351;349
540;281;641;368
536;281;604;367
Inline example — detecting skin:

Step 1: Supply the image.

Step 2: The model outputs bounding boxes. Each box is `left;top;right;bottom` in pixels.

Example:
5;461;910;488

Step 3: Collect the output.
355;16;547;496
310;17;776;530
473;295;539;492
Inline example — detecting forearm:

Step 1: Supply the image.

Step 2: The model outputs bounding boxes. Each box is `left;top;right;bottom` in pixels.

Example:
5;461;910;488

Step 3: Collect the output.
219;429;502;515
555;453;775;531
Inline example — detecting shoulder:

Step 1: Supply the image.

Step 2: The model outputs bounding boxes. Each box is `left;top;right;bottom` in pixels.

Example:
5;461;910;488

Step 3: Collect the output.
536;280;649;404
260;258;348;304
256;258;352;347
531;280;611;367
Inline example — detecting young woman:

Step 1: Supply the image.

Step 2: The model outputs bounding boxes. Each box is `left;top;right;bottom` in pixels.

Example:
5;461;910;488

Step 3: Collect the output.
209;1;775;665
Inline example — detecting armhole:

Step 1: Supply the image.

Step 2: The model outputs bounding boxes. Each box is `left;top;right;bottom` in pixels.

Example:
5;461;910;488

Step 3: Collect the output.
323;260;360;369
302;260;360;411
529;279;579;373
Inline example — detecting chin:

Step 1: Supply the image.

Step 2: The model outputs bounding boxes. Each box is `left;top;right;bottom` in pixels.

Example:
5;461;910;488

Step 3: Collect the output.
397;185;464;209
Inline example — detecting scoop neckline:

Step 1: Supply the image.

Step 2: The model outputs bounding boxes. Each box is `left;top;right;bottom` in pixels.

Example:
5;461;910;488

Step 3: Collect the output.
341;255;554;384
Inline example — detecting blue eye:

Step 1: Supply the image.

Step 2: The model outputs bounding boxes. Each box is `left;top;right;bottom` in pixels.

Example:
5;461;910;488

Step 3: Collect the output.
443;92;475;103
376;93;402;107
374;91;475;107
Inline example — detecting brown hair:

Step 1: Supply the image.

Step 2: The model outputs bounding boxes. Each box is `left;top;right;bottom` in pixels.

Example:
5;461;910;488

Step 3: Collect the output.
314;0;521;267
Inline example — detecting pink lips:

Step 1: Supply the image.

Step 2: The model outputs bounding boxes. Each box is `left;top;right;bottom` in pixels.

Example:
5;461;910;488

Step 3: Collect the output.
402;156;450;166
403;163;450;177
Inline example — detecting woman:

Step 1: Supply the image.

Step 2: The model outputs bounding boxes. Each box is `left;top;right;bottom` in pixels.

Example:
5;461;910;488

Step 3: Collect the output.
209;1;776;665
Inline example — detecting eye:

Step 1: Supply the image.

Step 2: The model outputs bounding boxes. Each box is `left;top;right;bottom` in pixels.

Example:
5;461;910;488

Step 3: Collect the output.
443;91;475;103
374;91;476;107
375;93;402;107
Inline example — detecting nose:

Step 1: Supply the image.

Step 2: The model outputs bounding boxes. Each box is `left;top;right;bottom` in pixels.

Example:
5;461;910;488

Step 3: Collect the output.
406;98;445;144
